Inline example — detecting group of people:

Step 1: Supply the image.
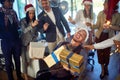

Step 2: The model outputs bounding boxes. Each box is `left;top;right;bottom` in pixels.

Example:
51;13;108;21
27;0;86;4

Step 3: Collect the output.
0;0;120;80
0;0;71;80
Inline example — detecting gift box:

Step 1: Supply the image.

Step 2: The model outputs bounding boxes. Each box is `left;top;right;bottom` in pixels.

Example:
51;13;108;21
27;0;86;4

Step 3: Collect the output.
114;40;120;53
44;46;65;67
29;42;47;59
59;49;85;73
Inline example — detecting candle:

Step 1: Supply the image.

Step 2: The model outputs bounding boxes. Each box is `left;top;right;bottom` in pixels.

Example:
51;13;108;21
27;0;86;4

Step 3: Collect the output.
106;20;110;25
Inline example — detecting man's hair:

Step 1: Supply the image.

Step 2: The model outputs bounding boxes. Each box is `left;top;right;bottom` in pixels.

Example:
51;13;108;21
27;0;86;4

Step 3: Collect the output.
0;0;14;4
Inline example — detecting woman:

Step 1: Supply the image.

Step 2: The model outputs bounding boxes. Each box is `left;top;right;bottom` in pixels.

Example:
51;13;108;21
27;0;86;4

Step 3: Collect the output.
0;0;23;80
68;0;95;45
20;4;39;80
86;0;119;79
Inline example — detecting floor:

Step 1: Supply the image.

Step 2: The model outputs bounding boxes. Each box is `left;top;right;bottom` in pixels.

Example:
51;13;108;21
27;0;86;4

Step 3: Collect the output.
84;51;120;80
0;51;120;80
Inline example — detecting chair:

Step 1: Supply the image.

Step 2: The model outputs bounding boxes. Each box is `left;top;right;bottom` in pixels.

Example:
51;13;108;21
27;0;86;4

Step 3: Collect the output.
87;49;95;71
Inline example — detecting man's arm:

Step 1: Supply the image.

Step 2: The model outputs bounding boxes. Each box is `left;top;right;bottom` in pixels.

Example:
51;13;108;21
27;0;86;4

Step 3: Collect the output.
58;7;71;37
94;32;120;49
84;32;120;49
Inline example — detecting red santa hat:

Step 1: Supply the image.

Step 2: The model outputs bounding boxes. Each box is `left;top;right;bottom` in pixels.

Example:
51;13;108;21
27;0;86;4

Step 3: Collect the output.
82;0;93;5
106;0;119;20
24;4;35;13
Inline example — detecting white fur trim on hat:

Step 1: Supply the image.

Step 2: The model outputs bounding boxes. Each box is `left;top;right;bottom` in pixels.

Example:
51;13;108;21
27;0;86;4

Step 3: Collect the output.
75;27;89;42
82;1;93;5
25;7;35;13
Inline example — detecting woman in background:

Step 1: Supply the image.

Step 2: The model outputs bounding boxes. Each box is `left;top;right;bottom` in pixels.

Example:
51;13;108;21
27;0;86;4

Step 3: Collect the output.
20;4;39;80
68;0;95;45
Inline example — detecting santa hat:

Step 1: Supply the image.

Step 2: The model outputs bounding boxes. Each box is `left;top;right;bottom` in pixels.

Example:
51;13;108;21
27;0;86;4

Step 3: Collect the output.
82;0;93;5
75;27;89;42
24;4;35;13
106;0;119;20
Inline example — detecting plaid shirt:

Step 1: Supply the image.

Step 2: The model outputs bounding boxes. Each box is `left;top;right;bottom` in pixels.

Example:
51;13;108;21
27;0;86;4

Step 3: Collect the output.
0;7;20;41
0;7;19;27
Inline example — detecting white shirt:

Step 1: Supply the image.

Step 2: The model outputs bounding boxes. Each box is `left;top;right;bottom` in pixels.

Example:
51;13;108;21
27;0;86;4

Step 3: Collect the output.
94;32;120;49
74;10;95;31
45;9;63;41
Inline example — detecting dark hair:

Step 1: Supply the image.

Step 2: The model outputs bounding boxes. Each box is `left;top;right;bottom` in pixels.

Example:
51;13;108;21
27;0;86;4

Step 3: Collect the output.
0;0;14;4
114;5;119;11
25;11;36;24
83;5;93;19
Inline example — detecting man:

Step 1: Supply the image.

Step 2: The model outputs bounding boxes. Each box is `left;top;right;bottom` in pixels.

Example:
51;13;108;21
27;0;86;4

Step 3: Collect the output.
0;0;23;80
85;0;120;79
84;32;120;50
36;28;89;80
38;0;71;54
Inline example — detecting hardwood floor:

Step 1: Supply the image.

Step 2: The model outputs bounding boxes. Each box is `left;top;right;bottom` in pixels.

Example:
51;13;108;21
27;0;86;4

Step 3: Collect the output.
0;52;120;80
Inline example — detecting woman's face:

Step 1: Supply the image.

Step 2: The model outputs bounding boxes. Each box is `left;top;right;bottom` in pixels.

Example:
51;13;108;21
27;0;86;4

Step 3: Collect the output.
103;2;108;10
84;4;91;11
28;10;35;20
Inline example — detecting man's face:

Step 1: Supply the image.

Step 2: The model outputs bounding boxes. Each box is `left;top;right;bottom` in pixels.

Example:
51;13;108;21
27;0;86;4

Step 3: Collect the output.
73;30;87;44
3;0;13;9
103;2;108;10
39;0;50;11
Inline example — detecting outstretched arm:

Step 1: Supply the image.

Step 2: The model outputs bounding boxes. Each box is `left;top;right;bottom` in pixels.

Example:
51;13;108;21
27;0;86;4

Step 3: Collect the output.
84;32;120;49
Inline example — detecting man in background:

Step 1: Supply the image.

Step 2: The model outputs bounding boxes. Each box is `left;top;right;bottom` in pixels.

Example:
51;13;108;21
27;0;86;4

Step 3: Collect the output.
0;0;23;80
38;0;71;54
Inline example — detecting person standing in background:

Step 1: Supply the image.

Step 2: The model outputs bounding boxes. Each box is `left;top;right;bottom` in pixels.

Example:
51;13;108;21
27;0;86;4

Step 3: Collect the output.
20;4;39;80
86;0;119;79
38;0;71;54
0;0;23;80
68;0;95;45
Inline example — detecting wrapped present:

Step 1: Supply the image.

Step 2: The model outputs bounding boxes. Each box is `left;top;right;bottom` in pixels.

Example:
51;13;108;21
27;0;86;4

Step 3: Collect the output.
29;42;47;59
44;46;65;67
114;40;120;53
59;49;85;73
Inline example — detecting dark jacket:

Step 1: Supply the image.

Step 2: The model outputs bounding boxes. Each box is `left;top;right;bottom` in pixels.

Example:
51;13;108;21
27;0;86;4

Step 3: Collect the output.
38;7;71;42
0;7;20;42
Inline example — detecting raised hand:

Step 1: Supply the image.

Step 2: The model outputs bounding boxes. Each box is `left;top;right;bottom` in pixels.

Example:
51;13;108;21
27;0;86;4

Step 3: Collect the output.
86;22;92;27
43;23;49;31
31;20;39;27
68;16;73;22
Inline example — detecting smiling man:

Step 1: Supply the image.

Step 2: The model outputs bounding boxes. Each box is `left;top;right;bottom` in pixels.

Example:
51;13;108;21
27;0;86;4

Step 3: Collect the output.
36;27;89;80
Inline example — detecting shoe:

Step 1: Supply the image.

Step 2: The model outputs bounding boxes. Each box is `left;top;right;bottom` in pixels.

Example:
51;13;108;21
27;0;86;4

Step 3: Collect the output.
105;69;109;76
17;77;24;80
100;73;105;79
104;65;109;76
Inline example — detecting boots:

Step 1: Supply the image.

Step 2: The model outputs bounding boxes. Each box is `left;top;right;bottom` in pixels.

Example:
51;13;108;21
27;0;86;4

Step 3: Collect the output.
104;64;109;76
100;64;109;79
100;64;105;79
